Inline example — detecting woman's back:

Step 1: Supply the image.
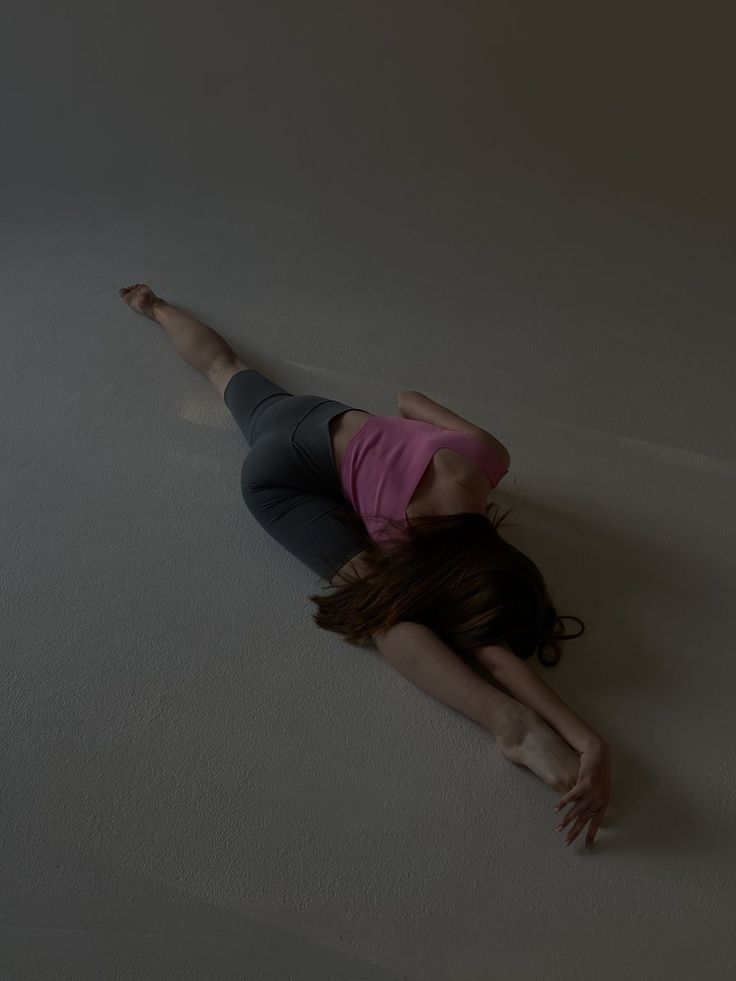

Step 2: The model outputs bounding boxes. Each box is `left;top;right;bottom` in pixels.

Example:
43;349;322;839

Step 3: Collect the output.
336;413;510;545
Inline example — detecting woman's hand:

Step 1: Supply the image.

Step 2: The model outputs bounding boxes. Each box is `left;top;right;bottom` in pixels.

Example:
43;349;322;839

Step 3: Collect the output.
554;739;611;848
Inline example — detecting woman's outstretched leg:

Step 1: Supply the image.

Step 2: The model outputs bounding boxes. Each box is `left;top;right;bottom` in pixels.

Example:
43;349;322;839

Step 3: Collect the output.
119;283;250;398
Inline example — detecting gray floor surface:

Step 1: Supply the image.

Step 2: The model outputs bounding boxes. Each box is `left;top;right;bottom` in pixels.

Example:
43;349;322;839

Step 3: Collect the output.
2;2;735;978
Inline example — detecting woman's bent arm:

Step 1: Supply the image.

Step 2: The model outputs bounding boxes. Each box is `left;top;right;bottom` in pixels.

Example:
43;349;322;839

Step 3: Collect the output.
473;644;606;753
372;622;522;740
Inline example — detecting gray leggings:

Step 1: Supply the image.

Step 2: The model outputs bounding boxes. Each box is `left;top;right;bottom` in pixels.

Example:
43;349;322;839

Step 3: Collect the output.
224;368;369;581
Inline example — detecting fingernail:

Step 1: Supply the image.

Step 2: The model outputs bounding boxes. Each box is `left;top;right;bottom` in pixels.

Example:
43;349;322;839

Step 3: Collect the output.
565;839;571;846
556;825;563;832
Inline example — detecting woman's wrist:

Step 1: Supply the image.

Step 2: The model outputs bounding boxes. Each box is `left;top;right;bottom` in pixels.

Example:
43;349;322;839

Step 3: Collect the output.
581;736;609;756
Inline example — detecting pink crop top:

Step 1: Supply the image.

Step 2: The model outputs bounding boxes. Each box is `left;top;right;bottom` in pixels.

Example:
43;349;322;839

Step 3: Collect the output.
339;415;509;544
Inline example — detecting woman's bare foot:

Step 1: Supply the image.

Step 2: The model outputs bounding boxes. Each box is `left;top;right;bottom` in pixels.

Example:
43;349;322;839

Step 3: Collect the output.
496;705;579;794
119;283;163;322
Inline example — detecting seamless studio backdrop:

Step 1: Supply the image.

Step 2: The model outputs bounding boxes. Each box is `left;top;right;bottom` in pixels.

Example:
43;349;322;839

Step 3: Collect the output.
2;1;736;979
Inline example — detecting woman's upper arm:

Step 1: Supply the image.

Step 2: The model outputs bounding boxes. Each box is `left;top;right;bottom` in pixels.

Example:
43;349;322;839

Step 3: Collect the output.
399;390;510;467
471;642;516;672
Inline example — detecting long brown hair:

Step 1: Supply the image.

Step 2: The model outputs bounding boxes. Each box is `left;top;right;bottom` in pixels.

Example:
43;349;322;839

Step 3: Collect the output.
308;500;585;666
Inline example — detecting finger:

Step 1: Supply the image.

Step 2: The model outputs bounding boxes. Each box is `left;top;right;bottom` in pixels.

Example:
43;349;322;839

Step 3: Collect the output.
556;797;593;832
585;811;604;849
564;812;591;846
554;784;582;813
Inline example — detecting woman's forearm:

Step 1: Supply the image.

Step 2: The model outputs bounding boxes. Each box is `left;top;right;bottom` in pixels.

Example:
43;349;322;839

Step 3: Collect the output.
473;645;605;753
372;623;523;739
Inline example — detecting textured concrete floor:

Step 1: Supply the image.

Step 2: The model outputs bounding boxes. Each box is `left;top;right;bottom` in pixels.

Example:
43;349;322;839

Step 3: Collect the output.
2;2;736;978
